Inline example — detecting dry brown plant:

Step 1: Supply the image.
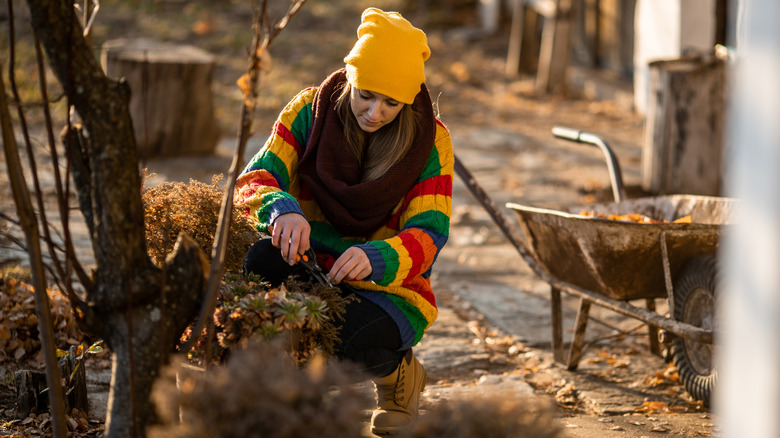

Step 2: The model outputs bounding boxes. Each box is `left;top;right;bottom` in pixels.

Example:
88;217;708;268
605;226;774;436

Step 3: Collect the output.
142;174;260;274
183;275;352;365
150;341;371;438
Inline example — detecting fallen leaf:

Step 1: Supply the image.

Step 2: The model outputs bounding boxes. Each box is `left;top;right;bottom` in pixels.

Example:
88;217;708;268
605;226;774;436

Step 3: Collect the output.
635;400;669;414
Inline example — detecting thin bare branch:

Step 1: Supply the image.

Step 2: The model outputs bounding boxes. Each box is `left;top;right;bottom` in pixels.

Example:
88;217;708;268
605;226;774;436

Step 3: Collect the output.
1;32;68;438
5;93;67;108
267;0;307;45
33;29;92;293
5;7;50;260
2;32;89;306
5;9;88;308
1;218;81;300
0;234;27;253
80;0;100;40
32;30;73;291
180;0;308;355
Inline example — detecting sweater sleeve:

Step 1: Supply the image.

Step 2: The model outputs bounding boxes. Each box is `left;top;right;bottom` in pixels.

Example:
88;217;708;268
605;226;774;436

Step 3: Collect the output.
235;88;315;233
357;120;454;287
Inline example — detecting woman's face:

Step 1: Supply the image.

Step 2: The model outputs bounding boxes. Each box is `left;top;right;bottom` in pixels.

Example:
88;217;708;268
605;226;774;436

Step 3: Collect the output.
349;87;404;133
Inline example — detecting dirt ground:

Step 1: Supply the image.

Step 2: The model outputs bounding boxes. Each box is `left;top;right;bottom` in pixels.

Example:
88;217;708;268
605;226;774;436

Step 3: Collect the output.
1;0;719;436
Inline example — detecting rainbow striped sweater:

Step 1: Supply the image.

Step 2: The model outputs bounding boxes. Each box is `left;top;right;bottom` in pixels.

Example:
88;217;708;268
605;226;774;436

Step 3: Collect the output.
235;87;453;349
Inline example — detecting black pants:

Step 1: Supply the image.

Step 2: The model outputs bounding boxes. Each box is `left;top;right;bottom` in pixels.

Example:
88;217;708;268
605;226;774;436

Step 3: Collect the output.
243;237;405;378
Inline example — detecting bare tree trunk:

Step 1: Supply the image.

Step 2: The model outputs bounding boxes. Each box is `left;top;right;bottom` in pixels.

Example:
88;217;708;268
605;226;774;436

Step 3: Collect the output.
24;1;208;436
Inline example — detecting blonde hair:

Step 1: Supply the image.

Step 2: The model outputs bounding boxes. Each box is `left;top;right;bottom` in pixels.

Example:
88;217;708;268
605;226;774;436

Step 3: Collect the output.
334;83;417;182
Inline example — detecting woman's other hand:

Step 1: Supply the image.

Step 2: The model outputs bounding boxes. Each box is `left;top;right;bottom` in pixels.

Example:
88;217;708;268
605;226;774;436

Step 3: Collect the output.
329;247;372;284
270;213;311;265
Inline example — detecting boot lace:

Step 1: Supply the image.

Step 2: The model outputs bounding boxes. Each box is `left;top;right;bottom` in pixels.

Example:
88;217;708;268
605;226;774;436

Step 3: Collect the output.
376;362;408;406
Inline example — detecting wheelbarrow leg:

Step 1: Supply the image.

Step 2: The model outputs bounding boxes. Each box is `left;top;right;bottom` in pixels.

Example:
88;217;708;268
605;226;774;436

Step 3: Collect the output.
567;297;592;370
551;286;564;363
645;298;661;356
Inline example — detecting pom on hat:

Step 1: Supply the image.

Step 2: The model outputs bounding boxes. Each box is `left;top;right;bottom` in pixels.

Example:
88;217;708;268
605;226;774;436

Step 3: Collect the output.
344;8;430;105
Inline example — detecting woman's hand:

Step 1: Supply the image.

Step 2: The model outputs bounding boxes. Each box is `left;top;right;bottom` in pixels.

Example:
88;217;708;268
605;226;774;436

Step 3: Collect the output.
270;213;311;265
329;246;372;284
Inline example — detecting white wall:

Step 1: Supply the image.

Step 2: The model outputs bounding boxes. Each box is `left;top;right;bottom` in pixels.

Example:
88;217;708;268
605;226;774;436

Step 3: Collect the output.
633;0;717;114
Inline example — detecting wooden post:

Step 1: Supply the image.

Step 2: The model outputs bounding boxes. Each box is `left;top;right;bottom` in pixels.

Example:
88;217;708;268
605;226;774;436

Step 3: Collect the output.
506;0;544;76
536;0;574;93
642;54;727;196
506;0;525;75
101;38;220;158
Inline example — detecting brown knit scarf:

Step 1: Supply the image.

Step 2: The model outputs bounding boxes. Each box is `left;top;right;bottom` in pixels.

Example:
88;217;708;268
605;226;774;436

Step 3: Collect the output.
298;69;436;237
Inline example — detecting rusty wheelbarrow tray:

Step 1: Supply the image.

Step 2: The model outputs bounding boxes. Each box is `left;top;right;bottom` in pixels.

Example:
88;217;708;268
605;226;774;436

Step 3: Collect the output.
507;195;736;302
454;126;737;405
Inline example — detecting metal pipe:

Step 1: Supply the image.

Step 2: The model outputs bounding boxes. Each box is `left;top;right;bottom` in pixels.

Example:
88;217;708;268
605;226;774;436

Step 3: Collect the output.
552;126;626;202
551;278;713;344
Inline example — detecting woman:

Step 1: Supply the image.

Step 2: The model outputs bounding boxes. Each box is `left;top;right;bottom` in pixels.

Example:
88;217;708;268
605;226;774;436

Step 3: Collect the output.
236;7;453;435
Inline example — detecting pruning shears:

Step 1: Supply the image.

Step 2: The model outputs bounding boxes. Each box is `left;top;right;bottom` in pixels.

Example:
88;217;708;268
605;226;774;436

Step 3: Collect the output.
295;247;334;287
268;224;333;287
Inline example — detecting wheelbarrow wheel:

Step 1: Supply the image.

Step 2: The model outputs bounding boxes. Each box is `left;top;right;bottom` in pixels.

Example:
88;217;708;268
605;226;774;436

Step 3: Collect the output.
671;255;719;407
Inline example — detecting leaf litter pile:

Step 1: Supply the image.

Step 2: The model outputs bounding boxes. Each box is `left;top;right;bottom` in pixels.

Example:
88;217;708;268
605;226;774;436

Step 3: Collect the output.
0;272;82;366
0;269;108;437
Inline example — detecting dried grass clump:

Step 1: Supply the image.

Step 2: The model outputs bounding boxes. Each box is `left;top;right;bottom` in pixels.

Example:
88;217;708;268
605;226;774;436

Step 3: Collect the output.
142;175;260;274
404;393;562;438
150;341;372;438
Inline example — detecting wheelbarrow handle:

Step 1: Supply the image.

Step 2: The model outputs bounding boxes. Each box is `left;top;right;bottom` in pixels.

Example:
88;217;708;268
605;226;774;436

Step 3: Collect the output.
552;126;626;203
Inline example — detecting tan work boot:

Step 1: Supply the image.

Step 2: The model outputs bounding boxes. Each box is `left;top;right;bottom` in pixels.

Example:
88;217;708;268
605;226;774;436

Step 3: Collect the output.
370;350;428;435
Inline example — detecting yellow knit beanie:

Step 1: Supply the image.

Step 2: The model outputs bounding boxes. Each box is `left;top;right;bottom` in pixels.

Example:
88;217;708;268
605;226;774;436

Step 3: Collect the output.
344;8;430;105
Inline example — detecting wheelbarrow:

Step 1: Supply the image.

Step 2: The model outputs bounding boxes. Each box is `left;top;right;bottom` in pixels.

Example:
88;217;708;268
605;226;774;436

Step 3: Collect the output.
453;126;737;405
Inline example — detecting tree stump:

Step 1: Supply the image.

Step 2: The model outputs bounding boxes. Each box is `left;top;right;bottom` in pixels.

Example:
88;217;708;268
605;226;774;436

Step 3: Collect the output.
13;370;48;418
642;53;727;196
101;38;220;158
13;346;88;418
59;345;89;416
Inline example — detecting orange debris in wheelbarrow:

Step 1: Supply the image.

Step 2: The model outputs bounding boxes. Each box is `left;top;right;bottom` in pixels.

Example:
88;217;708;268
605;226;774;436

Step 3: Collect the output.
578;210;693;224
